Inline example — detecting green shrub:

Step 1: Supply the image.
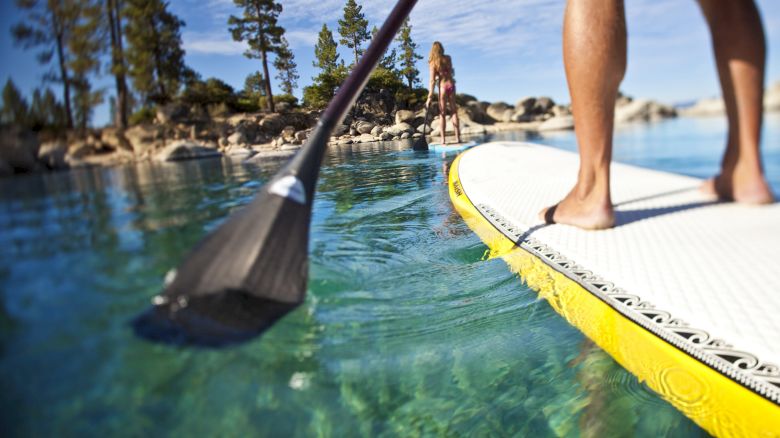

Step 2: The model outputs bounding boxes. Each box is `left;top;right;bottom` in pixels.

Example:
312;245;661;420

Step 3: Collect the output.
129;106;156;125
181;77;236;107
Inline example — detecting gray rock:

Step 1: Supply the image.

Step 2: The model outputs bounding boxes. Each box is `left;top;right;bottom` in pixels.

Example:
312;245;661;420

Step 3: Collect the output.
386;122;413;136
349;126;358;136
486;102;514;122
0;126;40;172
533;97;555;114
281;125;296;142
370;125;382;136
227;131;245;146
125;124;163;155
279;144;300;151
356;133;375;143
400;132;410;139
156;102;190;124
516;97;536;113
67;141;95;160
38;141;68;169
337;138;353;145
538;115;575;131
615;99;676;123
412;133;423;139
333;124;349;136
394;109;415;125
156;140;222;161
294;130;308;143
379;132;391;141
552;105;571;117
356;121;375;134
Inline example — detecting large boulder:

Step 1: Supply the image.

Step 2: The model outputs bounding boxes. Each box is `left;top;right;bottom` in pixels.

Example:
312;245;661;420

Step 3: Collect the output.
67;140;95;160
385;122;414;136
615;99;676;123
394;109;416;125
0;126;40;173
156;102;190;124
100;128;132;152
515;97;536;113
463;101;493;124
125;124;163;155
155;140;222;161
538;115;575;131
38;140;69;169
486;102;514;122
533;97;555;114
355;120;375;134
227;131;246;146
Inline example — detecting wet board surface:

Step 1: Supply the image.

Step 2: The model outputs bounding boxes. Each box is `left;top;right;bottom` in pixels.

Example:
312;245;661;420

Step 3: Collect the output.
449;141;780;435
428;140;478;153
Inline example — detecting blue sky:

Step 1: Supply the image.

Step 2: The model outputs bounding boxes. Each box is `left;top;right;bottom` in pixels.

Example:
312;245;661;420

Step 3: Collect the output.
1;0;779;127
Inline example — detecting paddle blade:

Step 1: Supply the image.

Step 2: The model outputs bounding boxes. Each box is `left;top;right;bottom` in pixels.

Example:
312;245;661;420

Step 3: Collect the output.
133;182;311;346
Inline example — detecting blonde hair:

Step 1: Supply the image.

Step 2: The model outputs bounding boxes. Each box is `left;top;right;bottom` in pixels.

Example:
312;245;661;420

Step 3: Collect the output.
428;41;453;80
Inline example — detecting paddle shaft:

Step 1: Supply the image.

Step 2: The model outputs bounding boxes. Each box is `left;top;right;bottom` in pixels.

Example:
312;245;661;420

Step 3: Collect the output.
284;0;419;201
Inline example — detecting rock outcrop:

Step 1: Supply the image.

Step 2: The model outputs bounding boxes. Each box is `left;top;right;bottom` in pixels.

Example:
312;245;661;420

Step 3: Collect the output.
155;140;222;162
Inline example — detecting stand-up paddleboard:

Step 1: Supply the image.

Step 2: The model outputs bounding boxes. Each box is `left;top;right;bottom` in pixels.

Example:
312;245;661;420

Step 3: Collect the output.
449;141;779;436
428;140;478;153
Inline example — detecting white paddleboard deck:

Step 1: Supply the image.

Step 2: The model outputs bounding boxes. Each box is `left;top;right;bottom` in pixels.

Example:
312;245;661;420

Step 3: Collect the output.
456;141;780;403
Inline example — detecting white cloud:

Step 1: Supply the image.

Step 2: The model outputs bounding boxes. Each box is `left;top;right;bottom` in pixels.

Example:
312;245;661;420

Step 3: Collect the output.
183;32;247;55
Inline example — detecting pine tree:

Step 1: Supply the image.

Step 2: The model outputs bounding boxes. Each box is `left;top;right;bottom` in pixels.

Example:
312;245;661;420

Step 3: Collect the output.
313;24;339;74
68;0;104;132
338;0;370;67
106;0;129;129
28;87;67;130
1;79;29;126
396;18;422;90
12;0;79;129
273;37;299;95
372;25;397;72
124;0;187;104
228;0;284;112
244;72;266;96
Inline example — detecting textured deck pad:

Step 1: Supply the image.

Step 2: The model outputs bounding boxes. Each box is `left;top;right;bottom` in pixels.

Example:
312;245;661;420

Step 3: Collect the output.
457;142;780;402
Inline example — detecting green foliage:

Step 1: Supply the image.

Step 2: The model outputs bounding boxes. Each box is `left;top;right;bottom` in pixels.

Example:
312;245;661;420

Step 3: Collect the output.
244;72;265;96
129;106;156;125
1;79;29;126
12;0;83;129
124;0;187;104
303;64;348;109
396;18;422;90
372;26;397;72
228;0;285;111
313;24;340;74
68;0;104;132
1;79;67;132
366;67;403;94
181;77;237;107
338;0;370;66
273;37;299;95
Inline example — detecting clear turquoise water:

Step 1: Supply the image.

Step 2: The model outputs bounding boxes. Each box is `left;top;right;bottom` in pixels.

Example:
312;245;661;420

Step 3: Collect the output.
1;115;778;436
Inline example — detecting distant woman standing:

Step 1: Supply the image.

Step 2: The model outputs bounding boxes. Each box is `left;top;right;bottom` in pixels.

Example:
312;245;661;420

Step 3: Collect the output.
426;42;461;144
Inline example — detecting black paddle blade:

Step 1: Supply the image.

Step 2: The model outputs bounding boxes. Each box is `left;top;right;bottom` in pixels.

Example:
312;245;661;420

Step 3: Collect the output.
133;178;311;347
412;136;429;151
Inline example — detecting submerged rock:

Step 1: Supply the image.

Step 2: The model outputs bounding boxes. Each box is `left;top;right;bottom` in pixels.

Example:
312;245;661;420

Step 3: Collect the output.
156;141;222;162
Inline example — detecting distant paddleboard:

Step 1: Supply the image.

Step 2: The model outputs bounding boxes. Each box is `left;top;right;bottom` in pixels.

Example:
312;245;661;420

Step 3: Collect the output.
449;141;780;436
428;140;478;152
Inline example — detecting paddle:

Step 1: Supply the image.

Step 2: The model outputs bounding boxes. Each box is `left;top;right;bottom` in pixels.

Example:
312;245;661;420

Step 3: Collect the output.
133;0;420;347
412;100;431;151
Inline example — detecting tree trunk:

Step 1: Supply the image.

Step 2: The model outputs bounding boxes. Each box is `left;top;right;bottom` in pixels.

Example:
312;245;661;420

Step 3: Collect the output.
261;47;274;112
107;0;128;129
148;15;167;102
52;9;73;129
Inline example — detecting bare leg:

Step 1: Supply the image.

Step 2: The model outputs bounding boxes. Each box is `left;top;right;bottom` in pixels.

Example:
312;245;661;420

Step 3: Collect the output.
447;89;461;143
538;0;625;230
698;0;774;204
439;91;447;144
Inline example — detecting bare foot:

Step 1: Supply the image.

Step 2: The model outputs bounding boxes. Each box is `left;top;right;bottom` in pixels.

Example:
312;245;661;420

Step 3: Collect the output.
538;188;615;230
700;163;774;204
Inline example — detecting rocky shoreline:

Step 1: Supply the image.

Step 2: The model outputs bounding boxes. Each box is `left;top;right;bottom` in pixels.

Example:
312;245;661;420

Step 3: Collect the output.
0;92;678;177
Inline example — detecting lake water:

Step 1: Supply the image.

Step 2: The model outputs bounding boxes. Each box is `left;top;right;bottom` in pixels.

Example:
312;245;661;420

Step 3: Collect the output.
1;114;778;436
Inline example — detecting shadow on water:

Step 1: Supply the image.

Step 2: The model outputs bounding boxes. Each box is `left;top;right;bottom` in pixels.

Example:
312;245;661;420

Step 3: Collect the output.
131;293;300;348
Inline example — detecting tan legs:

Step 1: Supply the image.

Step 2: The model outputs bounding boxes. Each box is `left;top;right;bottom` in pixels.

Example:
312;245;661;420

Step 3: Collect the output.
447;90;461;143
540;0;773;230
697;0;774;204
538;0;626;230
